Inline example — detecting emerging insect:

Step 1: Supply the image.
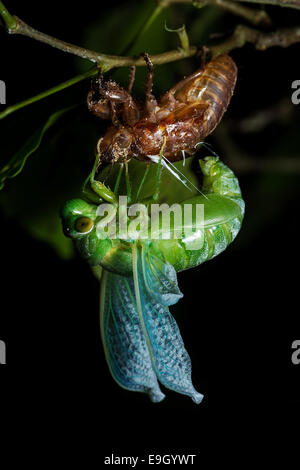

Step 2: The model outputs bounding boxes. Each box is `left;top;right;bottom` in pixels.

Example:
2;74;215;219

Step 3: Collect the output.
61;156;245;403
87;53;237;164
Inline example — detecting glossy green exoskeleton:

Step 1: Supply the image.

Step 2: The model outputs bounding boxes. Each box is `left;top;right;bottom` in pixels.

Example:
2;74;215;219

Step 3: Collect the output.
61;156;244;403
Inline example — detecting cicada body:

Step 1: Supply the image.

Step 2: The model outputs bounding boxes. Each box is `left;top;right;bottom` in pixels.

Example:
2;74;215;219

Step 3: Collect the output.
62;156;244;403
88;54;237;164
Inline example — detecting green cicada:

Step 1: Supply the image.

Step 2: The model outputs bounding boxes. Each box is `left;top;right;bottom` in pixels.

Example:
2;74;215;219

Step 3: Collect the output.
61;155;244;403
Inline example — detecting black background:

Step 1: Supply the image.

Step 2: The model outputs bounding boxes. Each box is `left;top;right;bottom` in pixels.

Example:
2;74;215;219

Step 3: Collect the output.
0;0;299;461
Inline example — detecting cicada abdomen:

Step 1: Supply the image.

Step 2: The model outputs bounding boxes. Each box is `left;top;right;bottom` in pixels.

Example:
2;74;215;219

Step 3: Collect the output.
181;156;244;269
149;156;245;272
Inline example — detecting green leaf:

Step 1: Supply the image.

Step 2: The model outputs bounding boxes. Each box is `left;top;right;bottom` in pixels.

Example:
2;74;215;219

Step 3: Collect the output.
0;106;76;191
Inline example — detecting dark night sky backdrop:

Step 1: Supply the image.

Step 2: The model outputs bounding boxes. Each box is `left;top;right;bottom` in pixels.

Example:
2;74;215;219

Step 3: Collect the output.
0;0;299;460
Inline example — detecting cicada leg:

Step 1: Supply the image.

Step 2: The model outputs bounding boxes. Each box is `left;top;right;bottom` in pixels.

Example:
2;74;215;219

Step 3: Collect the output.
90;175;117;205
113;163;124;194
135;163;151;203
139;136;167;206
83;142;118;205
127;65;136;94
124;162;132;204
141;52;158;122
152;136;167;201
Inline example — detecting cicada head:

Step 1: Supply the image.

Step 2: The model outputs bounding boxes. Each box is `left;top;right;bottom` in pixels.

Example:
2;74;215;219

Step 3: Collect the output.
61;198;132;274
61;199;97;237
61;198;112;265
98;125;134;163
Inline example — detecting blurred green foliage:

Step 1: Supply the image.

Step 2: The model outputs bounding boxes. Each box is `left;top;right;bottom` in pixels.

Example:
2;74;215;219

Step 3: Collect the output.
0;106;75;191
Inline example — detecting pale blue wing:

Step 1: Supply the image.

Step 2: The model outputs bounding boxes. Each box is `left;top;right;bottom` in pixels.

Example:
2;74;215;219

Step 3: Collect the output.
100;270;165;403
141;248;183;307
132;245;204;404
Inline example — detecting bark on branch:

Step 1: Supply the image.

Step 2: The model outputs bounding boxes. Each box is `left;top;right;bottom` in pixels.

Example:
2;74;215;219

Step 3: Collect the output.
159;0;300;11
1;13;198;70
209;24;300;55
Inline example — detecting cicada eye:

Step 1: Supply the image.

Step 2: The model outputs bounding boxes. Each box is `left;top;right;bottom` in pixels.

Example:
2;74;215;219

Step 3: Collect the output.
75;217;94;233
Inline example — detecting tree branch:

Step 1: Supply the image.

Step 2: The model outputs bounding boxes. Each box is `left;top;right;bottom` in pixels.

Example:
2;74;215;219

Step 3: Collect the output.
159;0;300;11
0;5;198;70
158;0;272;26
193;0;271;26
229;0;300;11
209;24;300;55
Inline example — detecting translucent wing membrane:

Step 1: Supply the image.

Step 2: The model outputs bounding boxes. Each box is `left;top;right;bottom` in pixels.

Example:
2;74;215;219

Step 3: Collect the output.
141;247;183;307
132;245;204;404
100;271;165;403
100;245;203;404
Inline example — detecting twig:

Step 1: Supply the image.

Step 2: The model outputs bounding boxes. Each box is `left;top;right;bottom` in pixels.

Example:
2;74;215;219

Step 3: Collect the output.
193;0;271;26
165;24;191;51
159;0;271;26
0;1;17;29
229;0;300;11
209;24;300;55
0;5;198;69
159;0;300;11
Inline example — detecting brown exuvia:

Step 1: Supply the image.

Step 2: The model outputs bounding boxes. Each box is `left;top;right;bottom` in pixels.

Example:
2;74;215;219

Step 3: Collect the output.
87;53;237;164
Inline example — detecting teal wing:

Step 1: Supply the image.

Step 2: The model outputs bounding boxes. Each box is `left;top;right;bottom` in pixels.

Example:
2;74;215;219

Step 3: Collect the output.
132;245;203;404
100;271;165;403
141;248;184;307
100;245;203;404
